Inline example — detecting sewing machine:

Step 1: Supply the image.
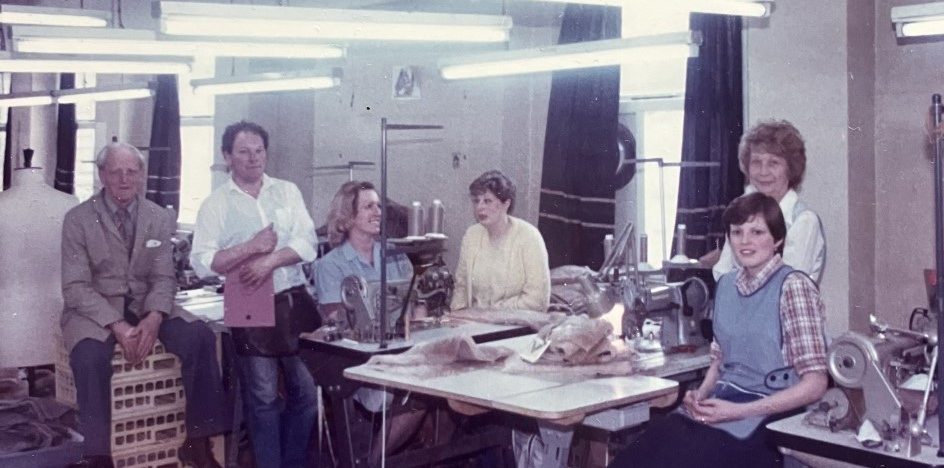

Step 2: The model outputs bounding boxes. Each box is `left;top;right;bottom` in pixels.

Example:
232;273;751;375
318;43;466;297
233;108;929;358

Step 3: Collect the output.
622;276;711;350
805;314;939;457
550;222;711;351
170;229;202;290
339;275;413;343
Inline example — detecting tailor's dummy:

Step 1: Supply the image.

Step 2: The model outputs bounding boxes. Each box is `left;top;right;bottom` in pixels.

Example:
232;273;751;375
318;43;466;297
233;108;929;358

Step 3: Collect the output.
0;149;78;366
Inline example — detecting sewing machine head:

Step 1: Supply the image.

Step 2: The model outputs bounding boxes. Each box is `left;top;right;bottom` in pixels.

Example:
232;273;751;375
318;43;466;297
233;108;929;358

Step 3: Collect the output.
340;275;412;342
809;315;937;456
414;262;453;317
620;276;711;351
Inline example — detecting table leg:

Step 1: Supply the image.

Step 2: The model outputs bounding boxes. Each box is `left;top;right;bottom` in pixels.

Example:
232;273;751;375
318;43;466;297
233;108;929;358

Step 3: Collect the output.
536;422;575;468
220;332;242;468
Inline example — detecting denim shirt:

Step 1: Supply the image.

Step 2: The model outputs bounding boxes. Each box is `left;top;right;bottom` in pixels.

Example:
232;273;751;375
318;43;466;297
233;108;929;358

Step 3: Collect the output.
313;241;413;304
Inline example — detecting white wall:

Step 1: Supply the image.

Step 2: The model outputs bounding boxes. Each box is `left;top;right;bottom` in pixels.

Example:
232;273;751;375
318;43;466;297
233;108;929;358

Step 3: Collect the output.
240;25;560;271
744;0;870;336
874;0;944;329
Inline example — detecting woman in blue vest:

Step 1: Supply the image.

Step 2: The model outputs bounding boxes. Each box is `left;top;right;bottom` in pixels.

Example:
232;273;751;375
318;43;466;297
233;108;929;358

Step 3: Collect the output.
610;192;828;468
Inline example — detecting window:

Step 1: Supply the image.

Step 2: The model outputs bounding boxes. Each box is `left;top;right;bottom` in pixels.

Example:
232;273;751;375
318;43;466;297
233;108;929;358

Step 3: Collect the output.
618;7;689;266
73;73;98;202
178;118;215;225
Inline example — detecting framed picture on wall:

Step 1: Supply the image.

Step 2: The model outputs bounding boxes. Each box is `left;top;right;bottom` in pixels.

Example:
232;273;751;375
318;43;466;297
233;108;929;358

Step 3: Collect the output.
392;66;420;100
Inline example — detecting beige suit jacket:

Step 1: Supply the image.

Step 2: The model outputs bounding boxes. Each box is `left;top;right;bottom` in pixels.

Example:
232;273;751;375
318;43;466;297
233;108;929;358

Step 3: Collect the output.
60;191;194;352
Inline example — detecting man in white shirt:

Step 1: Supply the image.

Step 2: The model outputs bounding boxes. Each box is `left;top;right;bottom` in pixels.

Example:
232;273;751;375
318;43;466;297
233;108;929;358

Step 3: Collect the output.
190;121;319;468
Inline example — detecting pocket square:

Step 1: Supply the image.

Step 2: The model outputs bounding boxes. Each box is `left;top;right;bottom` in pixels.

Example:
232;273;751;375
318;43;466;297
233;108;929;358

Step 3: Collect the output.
146;239;162;248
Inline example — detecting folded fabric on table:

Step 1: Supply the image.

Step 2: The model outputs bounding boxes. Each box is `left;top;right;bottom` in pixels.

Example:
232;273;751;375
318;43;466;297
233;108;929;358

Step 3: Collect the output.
538;315;618;365
502;315;637;378
447;308;566;331
365;335;515;378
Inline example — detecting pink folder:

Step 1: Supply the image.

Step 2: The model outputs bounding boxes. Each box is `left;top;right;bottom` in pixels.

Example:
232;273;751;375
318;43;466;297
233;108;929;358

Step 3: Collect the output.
224;264;275;328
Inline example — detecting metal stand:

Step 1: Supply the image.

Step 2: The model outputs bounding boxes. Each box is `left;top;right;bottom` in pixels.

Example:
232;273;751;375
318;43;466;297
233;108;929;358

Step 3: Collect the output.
379;118;443;349
931;94;944;457
622;158;720;262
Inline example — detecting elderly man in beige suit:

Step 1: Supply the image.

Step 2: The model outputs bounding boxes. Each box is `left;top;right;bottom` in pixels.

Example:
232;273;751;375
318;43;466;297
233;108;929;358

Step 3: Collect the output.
61;142;227;468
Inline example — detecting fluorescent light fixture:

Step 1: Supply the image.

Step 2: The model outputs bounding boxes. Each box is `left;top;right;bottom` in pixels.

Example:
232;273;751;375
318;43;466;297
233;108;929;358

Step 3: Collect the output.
440;31;700;80
11;26;345;59
892;2;944;37
0;52;191;75
529;0;772;18
0;90;56;108
191;70;342;96
158;1;511;42
55;84;154;104
0;5;110;27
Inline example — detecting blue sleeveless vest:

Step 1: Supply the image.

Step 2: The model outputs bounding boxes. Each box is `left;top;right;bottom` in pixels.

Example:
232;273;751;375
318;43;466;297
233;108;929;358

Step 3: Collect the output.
710;264;799;439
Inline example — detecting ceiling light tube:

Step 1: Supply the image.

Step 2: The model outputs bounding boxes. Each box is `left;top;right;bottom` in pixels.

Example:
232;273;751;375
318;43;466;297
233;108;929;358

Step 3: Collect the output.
0;52;191;75
191;70;342;96
892;2;944;37
525;0;771;18
11;26;345;59
55;84;155;104
440;32;700;80
157;1;511;42
0;90;55;108
0;5;110;27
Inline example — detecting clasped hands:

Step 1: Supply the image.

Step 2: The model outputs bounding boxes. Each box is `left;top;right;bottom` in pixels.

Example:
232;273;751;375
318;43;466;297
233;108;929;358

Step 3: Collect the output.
682;390;743;425
110;311;163;364
238;224;278;290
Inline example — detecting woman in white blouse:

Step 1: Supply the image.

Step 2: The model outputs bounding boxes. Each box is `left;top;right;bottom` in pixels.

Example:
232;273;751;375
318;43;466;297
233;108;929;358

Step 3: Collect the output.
710;120;826;283
450;170;551;312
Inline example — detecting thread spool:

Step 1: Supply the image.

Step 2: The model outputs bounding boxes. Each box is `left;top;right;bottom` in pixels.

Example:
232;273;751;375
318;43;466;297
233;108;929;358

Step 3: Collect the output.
675;224;688;258
603;234;614;261
639;234;649;263
408;201;424;238
428;199;445;235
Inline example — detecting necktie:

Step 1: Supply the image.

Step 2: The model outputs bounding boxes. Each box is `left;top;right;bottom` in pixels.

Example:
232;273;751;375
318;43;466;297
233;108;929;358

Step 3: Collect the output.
115;207;132;251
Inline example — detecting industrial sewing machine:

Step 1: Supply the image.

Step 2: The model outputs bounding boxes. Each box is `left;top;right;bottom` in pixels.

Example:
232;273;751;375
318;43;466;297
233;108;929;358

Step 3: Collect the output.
334;237;454;343
340;275;413;343
550;222;711;352
170;229;202;290
805;312;939;457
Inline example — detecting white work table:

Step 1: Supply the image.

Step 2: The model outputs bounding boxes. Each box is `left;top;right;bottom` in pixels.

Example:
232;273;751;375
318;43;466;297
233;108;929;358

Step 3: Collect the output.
768;412;944;468
344;335;688;468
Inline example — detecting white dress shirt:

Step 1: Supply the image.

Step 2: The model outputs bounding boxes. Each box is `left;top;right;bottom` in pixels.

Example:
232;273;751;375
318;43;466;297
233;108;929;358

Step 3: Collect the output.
190;174;317;293
712;187;826;283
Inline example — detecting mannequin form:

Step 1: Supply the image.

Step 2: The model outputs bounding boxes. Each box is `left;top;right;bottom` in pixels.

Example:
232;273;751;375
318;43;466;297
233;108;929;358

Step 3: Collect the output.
0;149;77;367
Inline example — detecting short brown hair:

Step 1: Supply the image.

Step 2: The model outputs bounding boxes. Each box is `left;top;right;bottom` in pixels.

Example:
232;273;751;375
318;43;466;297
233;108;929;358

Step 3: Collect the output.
469;170;516;214
325;180;376;247
738;119;806;189
722;192;787;255
221;120;268;154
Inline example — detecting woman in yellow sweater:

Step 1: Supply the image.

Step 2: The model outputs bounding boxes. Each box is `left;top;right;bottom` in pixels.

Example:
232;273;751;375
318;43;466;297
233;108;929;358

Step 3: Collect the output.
450;170;551;312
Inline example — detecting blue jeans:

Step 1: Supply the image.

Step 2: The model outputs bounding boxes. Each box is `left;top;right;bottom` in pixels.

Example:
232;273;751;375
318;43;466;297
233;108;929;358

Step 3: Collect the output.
238;355;317;468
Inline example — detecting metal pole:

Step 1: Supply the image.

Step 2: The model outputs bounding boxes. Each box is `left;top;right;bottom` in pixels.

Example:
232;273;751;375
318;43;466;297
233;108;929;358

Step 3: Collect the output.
931;94;944;456
376;121;443;350
379;118;389;349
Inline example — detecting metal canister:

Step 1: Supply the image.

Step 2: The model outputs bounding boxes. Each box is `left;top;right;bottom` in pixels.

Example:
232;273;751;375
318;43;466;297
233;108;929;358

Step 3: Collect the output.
428;199;445;235
408;201;424;238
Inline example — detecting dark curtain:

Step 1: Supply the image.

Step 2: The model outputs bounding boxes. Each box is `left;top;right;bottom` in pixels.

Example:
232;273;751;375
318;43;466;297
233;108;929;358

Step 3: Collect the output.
673;13;745;259
537;4;622;270
146;74;182;215
2;108;10;191
54;73;77;194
